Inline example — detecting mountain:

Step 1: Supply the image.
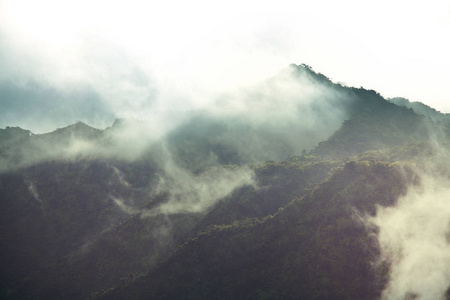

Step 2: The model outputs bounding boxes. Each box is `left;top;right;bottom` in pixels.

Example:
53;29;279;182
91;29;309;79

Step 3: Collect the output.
388;97;450;123
1;64;449;299
105;160;413;300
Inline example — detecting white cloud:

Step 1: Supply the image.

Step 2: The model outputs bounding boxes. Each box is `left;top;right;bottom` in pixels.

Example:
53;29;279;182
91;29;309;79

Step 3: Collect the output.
1;0;449;132
143;165;256;216
370;161;450;299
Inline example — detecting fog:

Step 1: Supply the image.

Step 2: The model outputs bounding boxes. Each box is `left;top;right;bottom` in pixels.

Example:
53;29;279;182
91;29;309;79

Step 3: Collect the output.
2;2;450;298
1;0;449;134
143;165;255;216
0;65;358;239
370;147;450;300
0;64;355;172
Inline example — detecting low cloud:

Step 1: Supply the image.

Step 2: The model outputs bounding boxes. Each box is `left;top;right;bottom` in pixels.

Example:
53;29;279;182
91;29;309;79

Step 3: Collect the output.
1;64;356;173
0;64;354;238
369;153;450;299
163;65;356;169
24;179;42;204
145;165;256;216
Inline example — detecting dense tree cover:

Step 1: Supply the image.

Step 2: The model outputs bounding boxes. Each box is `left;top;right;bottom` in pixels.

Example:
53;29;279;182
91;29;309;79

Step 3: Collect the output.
389;97;450;124
1;157;340;299
199;160;337;227
103;161;414;300
313;89;429;158
0;160;157;297
2;64;450;299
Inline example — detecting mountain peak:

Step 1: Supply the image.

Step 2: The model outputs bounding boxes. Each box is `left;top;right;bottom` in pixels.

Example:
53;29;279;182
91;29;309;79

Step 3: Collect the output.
0;126;33;143
43;121;101;140
287;63;333;85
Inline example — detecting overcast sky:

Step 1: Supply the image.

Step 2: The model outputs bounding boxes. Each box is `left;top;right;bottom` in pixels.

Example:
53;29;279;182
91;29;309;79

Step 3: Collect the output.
1;0;449;133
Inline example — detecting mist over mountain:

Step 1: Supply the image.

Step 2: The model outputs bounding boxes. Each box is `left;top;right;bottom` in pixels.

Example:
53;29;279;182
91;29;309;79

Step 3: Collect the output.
1;64;450;299
388;97;450;124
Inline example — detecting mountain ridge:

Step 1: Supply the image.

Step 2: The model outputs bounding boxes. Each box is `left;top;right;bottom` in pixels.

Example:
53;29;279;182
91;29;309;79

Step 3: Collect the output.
1;64;449;299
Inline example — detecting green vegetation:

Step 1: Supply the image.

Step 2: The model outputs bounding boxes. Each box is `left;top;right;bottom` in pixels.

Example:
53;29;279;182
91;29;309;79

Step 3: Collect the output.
1;64;450;299
104;161;413;300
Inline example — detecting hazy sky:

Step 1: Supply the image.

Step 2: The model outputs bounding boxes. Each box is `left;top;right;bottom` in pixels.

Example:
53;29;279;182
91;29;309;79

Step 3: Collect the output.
1;0;449;132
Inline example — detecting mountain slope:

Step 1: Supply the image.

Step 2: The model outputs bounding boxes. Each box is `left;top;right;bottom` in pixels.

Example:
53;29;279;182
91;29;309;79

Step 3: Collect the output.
2;159;338;299
103;161;416;300
389;97;450;124
312;89;429;157
1;64;449;299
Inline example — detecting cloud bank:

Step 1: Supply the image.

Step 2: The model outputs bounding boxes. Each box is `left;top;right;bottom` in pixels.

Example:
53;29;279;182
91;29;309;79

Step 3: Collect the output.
370;154;450;300
1;0;449;134
0;64;355;175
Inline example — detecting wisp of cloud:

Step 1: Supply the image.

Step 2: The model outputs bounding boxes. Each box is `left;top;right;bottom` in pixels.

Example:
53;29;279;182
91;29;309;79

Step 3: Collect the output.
370;162;450;300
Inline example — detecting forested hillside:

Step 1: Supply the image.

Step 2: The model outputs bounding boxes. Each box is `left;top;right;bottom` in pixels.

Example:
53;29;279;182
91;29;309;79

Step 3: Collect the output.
1;64;449;299
105;161;416;300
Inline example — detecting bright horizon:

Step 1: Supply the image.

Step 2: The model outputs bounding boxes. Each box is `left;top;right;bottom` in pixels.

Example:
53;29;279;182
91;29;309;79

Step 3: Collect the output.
1;0;449;133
